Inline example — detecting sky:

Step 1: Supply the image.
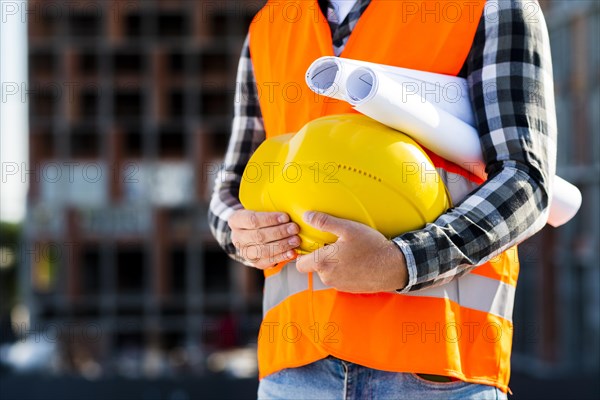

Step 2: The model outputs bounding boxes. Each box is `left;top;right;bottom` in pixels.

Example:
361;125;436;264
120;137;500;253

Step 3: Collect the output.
0;0;29;223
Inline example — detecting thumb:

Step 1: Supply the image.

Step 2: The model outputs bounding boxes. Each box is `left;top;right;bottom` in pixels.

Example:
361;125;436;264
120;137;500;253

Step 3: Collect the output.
303;211;354;238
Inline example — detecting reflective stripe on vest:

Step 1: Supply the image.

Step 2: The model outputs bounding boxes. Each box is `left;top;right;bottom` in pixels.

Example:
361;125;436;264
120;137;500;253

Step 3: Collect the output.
264;260;516;322
249;0;518;394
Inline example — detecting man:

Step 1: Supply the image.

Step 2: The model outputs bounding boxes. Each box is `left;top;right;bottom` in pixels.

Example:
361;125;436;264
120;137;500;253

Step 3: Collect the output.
209;0;556;398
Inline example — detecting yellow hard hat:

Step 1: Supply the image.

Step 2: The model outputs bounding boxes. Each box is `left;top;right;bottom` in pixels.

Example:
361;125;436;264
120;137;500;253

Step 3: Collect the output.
239;114;451;254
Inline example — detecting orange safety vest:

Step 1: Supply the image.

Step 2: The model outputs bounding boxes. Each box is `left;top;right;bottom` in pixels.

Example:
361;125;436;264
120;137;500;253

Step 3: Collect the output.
249;0;518;393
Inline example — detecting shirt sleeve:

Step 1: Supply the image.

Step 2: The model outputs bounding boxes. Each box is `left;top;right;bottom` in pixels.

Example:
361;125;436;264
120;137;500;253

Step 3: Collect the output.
392;0;557;292
207;33;266;266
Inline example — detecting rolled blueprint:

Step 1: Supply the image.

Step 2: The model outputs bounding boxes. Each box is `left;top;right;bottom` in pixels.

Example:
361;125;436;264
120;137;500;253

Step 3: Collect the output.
306;56;475;126
305;57;582;228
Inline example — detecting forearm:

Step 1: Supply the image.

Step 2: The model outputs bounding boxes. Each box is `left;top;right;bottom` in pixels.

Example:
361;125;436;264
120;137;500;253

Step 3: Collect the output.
394;164;549;291
393;0;557;292
208;33;266;265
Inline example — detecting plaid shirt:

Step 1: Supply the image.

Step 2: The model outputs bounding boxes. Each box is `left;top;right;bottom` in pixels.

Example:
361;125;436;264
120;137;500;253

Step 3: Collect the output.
208;0;556;292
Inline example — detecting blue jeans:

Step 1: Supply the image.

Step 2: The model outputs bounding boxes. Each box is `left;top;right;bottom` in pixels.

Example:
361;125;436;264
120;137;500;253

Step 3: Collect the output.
257;356;507;400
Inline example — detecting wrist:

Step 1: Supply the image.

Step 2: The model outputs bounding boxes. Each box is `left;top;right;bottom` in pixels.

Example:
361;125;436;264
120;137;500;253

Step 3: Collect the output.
383;240;408;291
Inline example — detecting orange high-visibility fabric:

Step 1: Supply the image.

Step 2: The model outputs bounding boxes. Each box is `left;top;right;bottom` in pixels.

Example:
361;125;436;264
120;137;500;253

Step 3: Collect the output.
249;0;517;393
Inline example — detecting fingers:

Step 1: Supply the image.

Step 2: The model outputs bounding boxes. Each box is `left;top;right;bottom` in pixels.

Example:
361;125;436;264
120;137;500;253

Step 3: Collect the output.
229;210;289;230
228;209;301;269
232;221;299;245
295;243;338;274
303;211;353;237
245;237;300;269
255;249;297;270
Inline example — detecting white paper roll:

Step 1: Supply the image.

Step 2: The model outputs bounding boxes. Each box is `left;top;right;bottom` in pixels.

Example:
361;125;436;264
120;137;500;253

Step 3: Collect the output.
306;56;475;126
305;57;349;101
305;58;581;228
548;175;583;227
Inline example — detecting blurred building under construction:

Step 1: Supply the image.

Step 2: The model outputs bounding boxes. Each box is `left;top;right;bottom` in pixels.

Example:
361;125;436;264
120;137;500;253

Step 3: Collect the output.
20;0;599;380
23;0;264;377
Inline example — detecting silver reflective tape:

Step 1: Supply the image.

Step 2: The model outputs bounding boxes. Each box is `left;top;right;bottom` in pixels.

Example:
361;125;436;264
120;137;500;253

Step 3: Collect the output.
459;274;515;322
263;260;308;316
264;263;515;322
405;273;515;322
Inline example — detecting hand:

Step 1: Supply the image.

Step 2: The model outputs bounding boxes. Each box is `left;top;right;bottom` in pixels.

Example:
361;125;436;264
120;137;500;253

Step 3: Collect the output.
296;211;408;293
228;209;301;269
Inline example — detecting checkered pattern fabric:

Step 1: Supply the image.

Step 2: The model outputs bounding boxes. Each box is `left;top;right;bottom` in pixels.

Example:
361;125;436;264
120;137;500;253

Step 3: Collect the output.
326;0;371;56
